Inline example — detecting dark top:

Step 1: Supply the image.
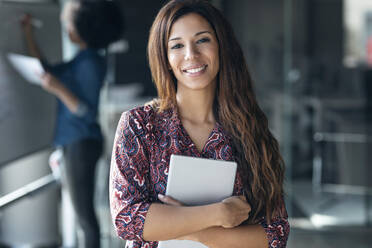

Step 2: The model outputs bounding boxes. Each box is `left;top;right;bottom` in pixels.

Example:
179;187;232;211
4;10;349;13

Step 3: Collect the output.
110;103;290;248
43;48;105;146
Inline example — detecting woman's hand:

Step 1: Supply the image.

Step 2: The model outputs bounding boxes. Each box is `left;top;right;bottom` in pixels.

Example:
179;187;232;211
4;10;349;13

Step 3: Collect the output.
20;13;43;60
157;194;251;242
158;194;250;229
217;195;251;228
20;14;33;35
41;73;63;96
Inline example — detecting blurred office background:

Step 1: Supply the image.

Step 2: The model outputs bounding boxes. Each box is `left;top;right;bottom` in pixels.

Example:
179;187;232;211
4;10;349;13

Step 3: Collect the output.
0;0;371;247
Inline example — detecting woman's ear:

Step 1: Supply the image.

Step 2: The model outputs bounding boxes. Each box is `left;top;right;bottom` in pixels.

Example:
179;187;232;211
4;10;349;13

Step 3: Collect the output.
67;26;79;42
67;26;87;48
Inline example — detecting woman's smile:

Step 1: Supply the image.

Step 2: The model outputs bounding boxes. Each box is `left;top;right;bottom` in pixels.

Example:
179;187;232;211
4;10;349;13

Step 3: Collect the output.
182;64;208;76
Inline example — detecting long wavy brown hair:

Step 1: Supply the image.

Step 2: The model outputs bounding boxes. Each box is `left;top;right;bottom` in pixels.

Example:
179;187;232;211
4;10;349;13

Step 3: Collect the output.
147;0;285;222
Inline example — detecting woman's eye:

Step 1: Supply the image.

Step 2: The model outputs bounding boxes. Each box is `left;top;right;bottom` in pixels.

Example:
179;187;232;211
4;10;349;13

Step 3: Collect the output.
171;43;183;49
197;37;210;44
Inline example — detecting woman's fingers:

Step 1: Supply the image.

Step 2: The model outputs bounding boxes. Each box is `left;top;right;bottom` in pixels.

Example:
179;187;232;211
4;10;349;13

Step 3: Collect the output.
20;14;32;27
41;73;52;88
40;73;49;87
40;73;62;95
238;195;246;202
219;195;252;228
158;194;183;206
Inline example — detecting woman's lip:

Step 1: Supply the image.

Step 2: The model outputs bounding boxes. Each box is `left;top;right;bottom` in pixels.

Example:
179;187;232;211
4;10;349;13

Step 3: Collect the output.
182;65;208;76
182;64;207;73
182;64;207;71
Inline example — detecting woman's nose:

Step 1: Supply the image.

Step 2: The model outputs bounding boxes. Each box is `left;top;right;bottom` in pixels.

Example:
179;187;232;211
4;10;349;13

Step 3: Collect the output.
184;44;199;60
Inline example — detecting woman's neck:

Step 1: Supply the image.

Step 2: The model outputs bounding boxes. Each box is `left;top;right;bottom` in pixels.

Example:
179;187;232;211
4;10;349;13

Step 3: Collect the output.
176;84;216;125
78;41;88;50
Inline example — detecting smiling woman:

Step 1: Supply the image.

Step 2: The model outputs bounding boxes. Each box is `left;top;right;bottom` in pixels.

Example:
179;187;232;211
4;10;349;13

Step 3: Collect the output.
167;13;220;92
110;1;289;248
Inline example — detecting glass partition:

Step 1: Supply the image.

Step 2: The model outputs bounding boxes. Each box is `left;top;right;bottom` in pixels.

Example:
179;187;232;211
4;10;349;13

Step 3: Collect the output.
281;0;372;229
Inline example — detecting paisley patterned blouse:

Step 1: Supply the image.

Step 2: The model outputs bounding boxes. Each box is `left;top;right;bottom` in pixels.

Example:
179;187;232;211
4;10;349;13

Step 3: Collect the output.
110;103;290;248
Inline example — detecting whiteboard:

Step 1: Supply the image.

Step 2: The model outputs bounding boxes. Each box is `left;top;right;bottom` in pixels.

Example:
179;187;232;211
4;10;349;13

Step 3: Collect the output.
0;1;62;166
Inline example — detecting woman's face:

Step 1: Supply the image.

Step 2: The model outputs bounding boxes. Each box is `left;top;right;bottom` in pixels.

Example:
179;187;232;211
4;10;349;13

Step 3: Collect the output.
60;2;82;45
167;13;219;91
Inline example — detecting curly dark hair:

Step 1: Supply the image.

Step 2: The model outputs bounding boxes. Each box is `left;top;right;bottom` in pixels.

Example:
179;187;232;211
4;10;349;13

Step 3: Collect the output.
71;0;124;49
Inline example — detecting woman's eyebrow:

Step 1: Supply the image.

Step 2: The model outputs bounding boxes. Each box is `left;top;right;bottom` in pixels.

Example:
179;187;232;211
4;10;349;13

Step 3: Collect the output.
168;30;212;42
195;30;211;36
169;37;181;42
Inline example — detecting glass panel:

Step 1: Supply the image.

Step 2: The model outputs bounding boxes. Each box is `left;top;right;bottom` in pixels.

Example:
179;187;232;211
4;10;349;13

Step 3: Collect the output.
283;0;372;229
221;0;372;245
344;0;372;67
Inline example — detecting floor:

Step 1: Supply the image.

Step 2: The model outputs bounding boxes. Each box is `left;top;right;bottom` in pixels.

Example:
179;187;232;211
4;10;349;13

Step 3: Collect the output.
287;226;372;248
286;180;372;248
291;180;372;227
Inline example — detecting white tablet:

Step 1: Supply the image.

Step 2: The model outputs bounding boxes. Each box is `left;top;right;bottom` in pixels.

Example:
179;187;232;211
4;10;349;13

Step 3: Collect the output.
158;154;237;248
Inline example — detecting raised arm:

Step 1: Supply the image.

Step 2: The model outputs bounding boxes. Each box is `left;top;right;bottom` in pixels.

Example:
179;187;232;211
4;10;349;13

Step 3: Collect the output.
39;73;80;114
20;14;81;111
39;55;103;118
21;14;43;60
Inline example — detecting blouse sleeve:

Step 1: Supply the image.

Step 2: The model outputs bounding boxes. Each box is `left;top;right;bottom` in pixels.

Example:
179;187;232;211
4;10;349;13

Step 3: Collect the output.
233;166;290;247
259;197;290;248
109;110;151;242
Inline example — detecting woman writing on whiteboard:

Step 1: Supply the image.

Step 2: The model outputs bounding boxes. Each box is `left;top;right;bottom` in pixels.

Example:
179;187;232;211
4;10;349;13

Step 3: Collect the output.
110;0;289;247
21;1;123;247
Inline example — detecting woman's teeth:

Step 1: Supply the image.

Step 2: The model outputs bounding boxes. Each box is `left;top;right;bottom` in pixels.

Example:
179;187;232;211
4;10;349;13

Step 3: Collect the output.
185;65;206;73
